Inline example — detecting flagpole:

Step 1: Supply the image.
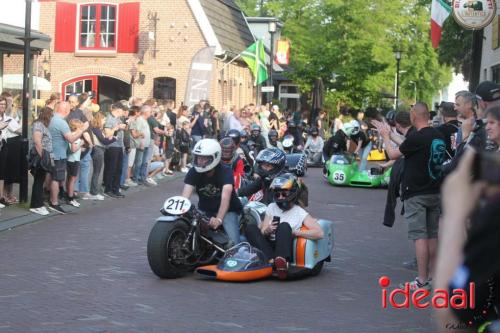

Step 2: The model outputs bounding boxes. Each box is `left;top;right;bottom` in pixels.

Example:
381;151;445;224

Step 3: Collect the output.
219;54;242;73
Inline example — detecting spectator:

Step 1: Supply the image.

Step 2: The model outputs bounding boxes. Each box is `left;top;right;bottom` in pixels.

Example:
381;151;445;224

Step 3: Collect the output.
455;90;486;150
29;107;53;215
259;106;271;146
485;105;500;150
103;102;127;198
475;80;500;116
0;97;9;208
123;106;140;187
163;99;177;128
176;120;191;173
66;94;87;124
132;105;151;186
1;92;22;204
331;105;350;135
269;105;280;130
436;102;459;158
75;108;94;198
48;101;88;214
228;106;243;131
315;110;328;138
120;105;132;189
66;119;85;207
190;104;206;145
45;93;60;111
176;105;190;130
380;102;446;290
88;112;114;200
162;124;176;175
146;137;165;185
435;150;500;333
211;108;220;139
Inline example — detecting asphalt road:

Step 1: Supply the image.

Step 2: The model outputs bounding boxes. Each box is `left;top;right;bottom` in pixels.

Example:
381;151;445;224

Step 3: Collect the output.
0;169;436;333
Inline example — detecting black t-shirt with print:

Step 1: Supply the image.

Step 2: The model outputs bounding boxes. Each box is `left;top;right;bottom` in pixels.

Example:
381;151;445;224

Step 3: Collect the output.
350;131;370;148
436;119;460;157
399;127;446;200
184;163;243;214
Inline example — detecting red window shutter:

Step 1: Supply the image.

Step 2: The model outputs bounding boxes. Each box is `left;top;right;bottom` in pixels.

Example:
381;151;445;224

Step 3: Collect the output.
118;2;140;53
54;2;77;52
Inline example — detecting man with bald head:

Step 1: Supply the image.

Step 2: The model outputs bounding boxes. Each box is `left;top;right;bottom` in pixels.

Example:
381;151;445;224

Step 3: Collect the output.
380;102;446;291
48;101;89;214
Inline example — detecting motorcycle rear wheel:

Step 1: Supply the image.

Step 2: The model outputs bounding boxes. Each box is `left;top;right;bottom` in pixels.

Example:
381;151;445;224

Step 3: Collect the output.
147;221;190;279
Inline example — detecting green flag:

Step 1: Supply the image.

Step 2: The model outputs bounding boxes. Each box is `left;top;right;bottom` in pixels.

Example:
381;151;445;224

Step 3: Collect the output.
241;39;268;86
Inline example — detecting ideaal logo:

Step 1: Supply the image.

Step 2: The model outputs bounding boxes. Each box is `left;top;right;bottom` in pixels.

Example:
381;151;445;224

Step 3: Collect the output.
379;276;475;309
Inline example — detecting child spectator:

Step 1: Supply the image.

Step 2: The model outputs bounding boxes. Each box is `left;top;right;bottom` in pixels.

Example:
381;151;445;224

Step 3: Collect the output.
66;119;84;207
163;125;175;175
176;120;191;173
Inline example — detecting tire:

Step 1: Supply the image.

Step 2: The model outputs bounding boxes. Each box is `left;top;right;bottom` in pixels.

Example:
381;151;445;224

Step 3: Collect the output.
309;260;324;276
147;221;190;279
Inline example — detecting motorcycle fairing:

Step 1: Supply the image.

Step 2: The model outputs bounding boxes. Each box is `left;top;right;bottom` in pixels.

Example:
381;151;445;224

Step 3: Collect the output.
324;154;391;188
195;265;272;281
292;219;334;270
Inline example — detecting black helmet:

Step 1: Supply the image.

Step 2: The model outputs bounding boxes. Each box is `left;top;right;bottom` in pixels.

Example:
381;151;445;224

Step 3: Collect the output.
386;110;396;127
309;126;319;136
250;124;261;137
270;173;300;211
227;129;241;145
268;129;279;142
220;137;236;164
255;147;286;180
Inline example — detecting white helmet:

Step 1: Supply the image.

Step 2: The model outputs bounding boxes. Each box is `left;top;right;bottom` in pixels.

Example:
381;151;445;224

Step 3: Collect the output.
342;120;360;137
192;139;221;173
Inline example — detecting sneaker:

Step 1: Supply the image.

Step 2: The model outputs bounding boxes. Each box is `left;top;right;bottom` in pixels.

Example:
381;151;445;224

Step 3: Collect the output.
146;177;158;186
0;197;11;206
120;185;130;191
68;199;80;208
399;277;431;291
48;203;67;215
82;193;105;201
104;191;119;198
112;191;125;198
181;167;189;173
0;202;4;209
125;179;138;187
30;207;50;216
274;256;288;280
187;163;192;167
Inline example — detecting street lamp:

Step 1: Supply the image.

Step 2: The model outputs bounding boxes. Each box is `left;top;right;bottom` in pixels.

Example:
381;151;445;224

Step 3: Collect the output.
41;56;50;80
268;20;277;104
136;59;145;85
394;50;402;109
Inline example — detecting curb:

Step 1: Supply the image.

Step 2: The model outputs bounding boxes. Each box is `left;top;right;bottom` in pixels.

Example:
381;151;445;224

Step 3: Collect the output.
0;174;185;233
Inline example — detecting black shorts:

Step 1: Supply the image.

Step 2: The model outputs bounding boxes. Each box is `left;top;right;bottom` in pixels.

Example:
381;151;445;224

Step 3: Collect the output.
51;159;67;182
67;161;80;177
0;144;8;180
179;145;189;154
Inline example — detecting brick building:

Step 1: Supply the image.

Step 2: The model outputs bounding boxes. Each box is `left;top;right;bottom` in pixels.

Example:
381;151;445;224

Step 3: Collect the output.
3;0;257;111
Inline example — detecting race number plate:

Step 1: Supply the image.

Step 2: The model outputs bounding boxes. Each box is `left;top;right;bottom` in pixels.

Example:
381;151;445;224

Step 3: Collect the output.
163;196;191;215
332;171;346;184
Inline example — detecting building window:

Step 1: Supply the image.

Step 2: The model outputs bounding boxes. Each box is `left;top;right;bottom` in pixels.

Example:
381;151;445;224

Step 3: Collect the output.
62;76;98;102
79;4;116;50
492;64;500;84
153;77;176;101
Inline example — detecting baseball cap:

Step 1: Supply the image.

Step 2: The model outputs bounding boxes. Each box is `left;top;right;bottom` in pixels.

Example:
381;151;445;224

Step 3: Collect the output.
475;81;500;102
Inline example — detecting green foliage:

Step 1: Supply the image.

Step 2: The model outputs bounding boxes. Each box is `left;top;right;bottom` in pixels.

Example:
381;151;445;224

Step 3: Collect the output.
239;0;455;111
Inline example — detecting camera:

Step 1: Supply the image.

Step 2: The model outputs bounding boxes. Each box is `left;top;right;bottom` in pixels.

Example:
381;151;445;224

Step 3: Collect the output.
473;151;500;184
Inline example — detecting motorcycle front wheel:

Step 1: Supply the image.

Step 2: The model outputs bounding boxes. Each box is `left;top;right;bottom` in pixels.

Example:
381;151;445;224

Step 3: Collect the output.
147;221;191;279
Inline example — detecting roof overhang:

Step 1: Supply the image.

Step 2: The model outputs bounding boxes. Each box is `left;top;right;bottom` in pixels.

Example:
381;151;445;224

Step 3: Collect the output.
0;23;51;54
187;0;223;56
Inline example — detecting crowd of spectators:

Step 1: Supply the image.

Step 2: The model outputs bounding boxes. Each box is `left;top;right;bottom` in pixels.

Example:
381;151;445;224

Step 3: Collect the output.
0;94;301;217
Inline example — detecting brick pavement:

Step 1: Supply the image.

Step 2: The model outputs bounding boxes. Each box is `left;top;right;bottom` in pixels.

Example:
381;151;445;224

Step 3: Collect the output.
0;169;436;333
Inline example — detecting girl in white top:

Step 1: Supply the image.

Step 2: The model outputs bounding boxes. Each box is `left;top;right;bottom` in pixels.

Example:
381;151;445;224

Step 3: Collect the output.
176;105;190;131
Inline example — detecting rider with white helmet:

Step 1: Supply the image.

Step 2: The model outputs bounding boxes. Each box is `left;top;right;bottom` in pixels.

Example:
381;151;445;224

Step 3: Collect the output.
181;139;243;245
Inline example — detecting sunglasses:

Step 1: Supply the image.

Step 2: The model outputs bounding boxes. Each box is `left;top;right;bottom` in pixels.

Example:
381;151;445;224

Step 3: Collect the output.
274;190;290;199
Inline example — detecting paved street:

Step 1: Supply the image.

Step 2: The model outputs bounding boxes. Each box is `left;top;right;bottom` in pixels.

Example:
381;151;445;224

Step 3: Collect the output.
0;169;435;333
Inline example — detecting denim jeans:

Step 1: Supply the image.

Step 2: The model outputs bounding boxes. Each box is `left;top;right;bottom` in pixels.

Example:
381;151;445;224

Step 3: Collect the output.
120;149;129;186
201;210;241;245
75;148;92;193
140;143;154;181
359;141;373;171
133;147;149;183
192;135;202;147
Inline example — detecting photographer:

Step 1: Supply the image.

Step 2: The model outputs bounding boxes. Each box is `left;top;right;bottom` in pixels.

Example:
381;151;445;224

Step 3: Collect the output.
435;149;500;333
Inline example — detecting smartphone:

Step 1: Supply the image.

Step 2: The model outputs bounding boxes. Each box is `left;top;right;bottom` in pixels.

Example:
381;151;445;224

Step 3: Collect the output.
269;216;280;241
473;151;500;184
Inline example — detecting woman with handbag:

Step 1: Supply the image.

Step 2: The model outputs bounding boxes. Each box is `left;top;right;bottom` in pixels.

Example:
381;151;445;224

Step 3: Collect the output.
29;107;54;216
